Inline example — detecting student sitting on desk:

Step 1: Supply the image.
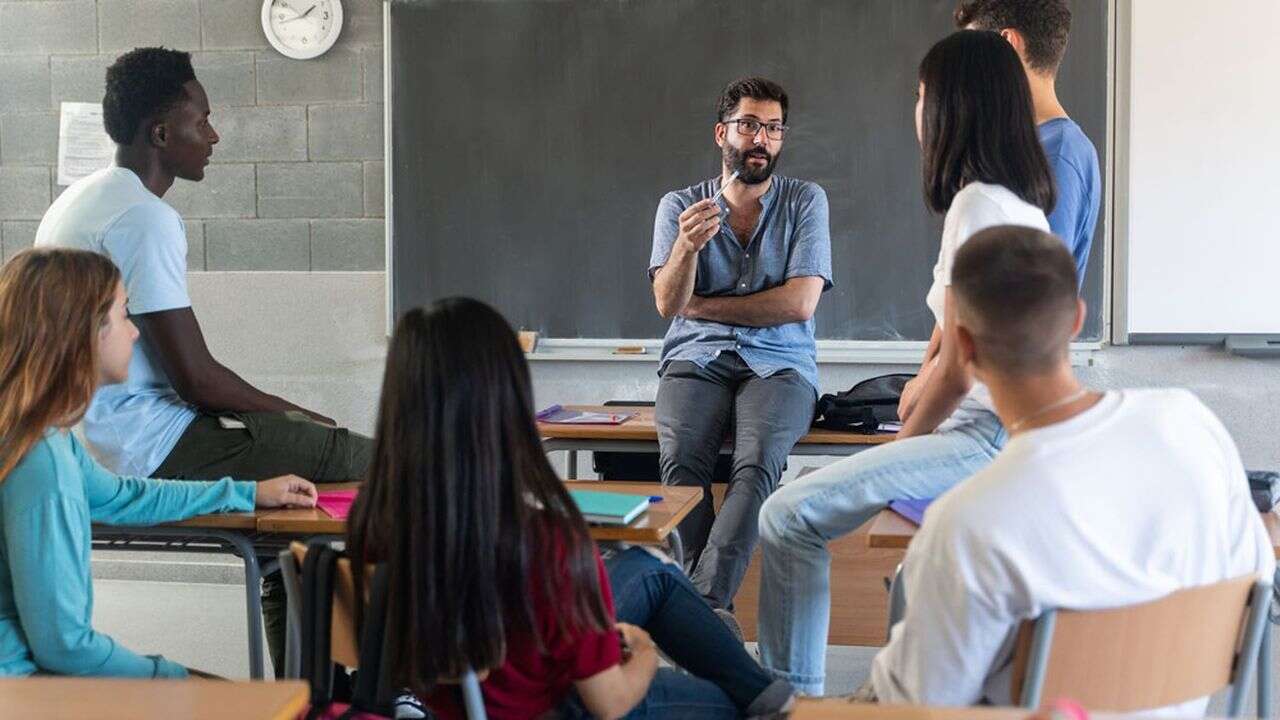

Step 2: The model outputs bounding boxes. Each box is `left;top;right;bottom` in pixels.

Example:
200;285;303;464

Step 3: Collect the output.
346;298;793;719
0;249;317;679
649;77;832;618
863;227;1274;715
757;30;1053;695
33;46;370;676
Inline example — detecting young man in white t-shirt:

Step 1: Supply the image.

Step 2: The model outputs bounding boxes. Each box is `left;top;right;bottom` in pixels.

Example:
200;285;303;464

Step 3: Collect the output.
34;47;371;675
865;226;1274;715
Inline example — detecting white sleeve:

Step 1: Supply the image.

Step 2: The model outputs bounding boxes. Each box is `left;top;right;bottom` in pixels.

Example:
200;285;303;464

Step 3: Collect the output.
102;203;192;315
935;192;1011;287
871;505;1019;705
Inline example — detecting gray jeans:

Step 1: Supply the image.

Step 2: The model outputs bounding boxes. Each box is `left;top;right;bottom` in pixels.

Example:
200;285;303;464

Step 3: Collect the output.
655;352;816;609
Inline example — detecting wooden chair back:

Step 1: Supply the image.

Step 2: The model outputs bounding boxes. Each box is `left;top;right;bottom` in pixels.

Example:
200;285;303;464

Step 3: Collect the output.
1010;574;1267;713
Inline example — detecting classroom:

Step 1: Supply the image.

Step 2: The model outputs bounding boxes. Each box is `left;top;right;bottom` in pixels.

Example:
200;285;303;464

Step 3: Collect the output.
1;0;1279;718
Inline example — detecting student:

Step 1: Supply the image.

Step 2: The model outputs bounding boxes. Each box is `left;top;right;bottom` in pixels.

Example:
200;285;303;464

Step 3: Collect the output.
956;0;1102;283
0;248;317;678
649;77;832;615
864;227;1275;714
346;298;793;720
33;46;370;673
755;30;1054;695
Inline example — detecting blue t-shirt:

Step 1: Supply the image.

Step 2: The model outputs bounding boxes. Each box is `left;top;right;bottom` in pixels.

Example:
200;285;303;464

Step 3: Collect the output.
34;167;199;477
1039;118;1101;286
649;175;833;392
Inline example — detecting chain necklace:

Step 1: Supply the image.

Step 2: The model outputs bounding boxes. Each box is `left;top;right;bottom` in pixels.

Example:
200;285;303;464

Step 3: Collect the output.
1007;388;1091;433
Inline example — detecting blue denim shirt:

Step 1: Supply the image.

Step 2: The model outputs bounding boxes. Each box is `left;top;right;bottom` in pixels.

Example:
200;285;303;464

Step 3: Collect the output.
649;174;832;391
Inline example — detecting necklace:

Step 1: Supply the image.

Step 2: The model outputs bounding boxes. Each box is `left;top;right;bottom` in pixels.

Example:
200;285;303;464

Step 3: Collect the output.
1007;388;1091;433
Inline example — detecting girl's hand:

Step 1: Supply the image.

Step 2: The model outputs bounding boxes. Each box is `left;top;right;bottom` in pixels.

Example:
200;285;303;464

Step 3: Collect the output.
255;475;318;508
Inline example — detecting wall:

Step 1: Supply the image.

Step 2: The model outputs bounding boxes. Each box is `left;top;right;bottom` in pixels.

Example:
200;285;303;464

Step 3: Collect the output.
196;272;1280;472
0;0;385;270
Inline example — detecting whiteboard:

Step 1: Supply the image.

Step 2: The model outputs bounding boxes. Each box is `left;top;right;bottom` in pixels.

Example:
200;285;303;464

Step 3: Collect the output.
1124;0;1280;336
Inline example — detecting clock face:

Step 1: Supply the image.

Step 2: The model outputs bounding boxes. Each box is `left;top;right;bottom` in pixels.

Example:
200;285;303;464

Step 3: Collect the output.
262;0;343;60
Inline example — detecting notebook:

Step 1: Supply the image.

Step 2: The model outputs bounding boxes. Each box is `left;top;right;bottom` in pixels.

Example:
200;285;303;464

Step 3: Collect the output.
569;490;649;526
316;489;359;520
537;405;636;425
887;497;934;526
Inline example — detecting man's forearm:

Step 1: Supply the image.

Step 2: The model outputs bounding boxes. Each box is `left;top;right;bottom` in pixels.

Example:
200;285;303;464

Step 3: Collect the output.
682;278;821;327
190;362;321;419
652;245;699;318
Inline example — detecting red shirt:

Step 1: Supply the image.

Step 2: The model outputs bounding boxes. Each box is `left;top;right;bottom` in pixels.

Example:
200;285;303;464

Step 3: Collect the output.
426;530;622;720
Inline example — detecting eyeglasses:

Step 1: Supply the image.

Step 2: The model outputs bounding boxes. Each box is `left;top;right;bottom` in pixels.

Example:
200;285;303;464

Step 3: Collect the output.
723;118;788;141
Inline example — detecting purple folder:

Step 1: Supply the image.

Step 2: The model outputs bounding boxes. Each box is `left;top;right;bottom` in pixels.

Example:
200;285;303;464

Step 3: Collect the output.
887;498;935;526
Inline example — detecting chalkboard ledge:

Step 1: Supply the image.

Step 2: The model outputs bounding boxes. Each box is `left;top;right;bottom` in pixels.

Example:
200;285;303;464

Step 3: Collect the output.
524;339;1101;366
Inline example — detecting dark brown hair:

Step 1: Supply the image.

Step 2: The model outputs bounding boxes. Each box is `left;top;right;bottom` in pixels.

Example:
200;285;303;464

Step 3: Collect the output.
716;76;788;123
0;249;121;481
955;0;1072;73
951;225;1079;375
918;30;1055;215
346;298;610;697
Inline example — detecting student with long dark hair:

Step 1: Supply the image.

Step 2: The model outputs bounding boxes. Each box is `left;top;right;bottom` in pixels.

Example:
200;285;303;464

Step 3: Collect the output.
755;30;1054;695
0;248;317;678
347;298;792;720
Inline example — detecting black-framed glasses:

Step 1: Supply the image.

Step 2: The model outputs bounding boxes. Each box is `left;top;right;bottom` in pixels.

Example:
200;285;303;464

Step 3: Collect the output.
723;118;788;141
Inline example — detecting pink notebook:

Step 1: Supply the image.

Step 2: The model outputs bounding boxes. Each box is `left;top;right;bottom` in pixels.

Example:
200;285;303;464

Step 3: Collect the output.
317;489;359;519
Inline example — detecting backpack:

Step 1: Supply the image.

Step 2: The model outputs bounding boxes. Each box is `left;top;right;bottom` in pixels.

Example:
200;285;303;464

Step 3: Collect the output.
812;373;915;433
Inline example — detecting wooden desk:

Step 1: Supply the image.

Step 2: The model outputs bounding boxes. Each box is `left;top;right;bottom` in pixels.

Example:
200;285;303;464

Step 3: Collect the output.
256;481;701;547
539;404;893;478
0;677;307;720
791;701;1030;720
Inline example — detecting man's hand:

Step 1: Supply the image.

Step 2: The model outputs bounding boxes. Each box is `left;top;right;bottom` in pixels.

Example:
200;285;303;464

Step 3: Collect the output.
676;199;721;254
616;622;656;663
255;475;319;508
897;375;924;424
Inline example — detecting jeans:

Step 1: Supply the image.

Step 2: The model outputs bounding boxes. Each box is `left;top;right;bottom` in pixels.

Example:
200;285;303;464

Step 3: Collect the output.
756;403;1006;695
559;547;782;718
151;410;373;677
655;353;816;609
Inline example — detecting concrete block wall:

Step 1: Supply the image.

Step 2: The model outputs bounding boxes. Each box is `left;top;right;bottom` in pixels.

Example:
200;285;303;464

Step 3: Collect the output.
0;0;386;270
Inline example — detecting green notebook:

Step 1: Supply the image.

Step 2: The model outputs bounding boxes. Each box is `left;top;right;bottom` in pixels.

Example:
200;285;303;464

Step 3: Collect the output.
569;490;649;526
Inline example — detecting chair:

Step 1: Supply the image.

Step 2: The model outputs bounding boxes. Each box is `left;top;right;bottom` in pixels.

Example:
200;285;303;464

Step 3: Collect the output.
1009;575;1271;717
279;542;487;720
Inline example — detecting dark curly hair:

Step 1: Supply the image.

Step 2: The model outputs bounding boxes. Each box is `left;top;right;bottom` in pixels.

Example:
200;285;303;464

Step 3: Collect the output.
954;0;1072;73
103;47;197;145
716;77;788;123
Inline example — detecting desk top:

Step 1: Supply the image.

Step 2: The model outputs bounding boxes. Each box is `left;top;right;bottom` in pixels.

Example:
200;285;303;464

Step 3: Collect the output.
0;678;307;720
538;405;894;446
791;701;1030;719
255;481;701;545
867;508;1280;559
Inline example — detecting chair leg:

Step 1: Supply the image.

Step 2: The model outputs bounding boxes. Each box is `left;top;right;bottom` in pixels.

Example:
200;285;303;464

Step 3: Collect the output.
1259;615;1272;719
461;669;488;720
886;564;906;642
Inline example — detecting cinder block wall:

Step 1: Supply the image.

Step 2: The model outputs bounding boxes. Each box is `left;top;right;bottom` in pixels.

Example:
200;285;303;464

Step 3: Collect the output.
0;0;385;271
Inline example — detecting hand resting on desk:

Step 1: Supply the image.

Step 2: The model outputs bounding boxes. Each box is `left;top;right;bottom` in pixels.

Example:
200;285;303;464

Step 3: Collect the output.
255;475;319;508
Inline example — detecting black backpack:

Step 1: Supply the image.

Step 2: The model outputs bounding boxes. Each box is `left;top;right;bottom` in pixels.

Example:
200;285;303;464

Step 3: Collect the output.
812;373;915;433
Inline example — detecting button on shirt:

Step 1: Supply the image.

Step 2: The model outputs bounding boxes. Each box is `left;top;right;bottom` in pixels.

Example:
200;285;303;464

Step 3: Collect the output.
649;175;832;391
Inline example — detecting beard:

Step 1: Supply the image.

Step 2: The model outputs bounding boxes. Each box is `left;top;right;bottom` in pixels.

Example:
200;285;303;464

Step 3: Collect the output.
723;143;780;185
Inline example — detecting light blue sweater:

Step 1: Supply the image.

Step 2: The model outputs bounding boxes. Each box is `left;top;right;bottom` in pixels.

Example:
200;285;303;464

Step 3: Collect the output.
0;430;255;678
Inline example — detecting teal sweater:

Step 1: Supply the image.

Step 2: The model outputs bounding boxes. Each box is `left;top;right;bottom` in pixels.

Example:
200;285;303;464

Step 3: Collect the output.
0;430;255;678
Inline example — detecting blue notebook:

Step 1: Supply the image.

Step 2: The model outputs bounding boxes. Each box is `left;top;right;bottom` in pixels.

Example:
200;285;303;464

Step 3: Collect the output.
887;498;935;526
569;490;649;526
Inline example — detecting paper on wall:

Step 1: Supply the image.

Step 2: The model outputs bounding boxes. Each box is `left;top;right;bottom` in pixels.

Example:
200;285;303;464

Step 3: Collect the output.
57;102;115;186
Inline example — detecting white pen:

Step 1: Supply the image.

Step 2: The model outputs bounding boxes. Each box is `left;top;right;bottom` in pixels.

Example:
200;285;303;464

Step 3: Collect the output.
711;169;740;204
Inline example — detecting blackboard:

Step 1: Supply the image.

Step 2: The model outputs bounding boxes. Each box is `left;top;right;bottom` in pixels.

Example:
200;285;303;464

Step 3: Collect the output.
390;0;1108;341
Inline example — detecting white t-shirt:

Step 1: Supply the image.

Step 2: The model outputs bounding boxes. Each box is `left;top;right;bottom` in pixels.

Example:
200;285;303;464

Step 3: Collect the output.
34;166;198;477
871;389;1275;717
926;182;1050;413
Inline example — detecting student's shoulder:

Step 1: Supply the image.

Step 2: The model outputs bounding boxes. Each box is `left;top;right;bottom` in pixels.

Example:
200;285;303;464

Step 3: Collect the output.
1;432;82;511
925;445;1048;538
776;175;828;208
1041;118;1100;170
111;196;184;234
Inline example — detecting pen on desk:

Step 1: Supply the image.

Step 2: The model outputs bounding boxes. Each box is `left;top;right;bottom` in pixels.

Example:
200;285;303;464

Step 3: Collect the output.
710;169;740;204
648;496;664;503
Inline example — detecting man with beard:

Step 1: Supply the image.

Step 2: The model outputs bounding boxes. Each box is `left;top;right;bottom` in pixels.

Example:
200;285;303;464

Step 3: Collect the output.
648;77;832;620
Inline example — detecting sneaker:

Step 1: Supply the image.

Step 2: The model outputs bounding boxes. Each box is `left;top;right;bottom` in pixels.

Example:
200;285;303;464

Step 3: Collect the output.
393;691;428;719
714;607;745;643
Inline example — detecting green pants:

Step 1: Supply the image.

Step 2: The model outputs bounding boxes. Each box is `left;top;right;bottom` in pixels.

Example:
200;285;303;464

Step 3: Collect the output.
152;411;374;677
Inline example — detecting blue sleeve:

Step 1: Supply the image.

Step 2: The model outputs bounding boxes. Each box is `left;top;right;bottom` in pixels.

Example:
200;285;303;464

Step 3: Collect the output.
102;203;192;315
1046;157;1093;287
1;445;188;678
785;184;833;290
69;434;255;525
648;192;687;280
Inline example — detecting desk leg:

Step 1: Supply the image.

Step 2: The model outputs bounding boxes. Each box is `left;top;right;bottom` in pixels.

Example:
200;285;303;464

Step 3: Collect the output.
1260;600;1273;719
208;530;266;680
666;529;684;567
567;450;579;479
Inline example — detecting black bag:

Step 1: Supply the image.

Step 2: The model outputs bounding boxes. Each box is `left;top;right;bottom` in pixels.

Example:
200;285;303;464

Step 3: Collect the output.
1248;470;1280;513
812;373;915;433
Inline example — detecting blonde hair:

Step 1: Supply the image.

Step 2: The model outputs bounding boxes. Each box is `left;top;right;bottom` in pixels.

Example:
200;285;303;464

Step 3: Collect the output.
0;249;121;481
